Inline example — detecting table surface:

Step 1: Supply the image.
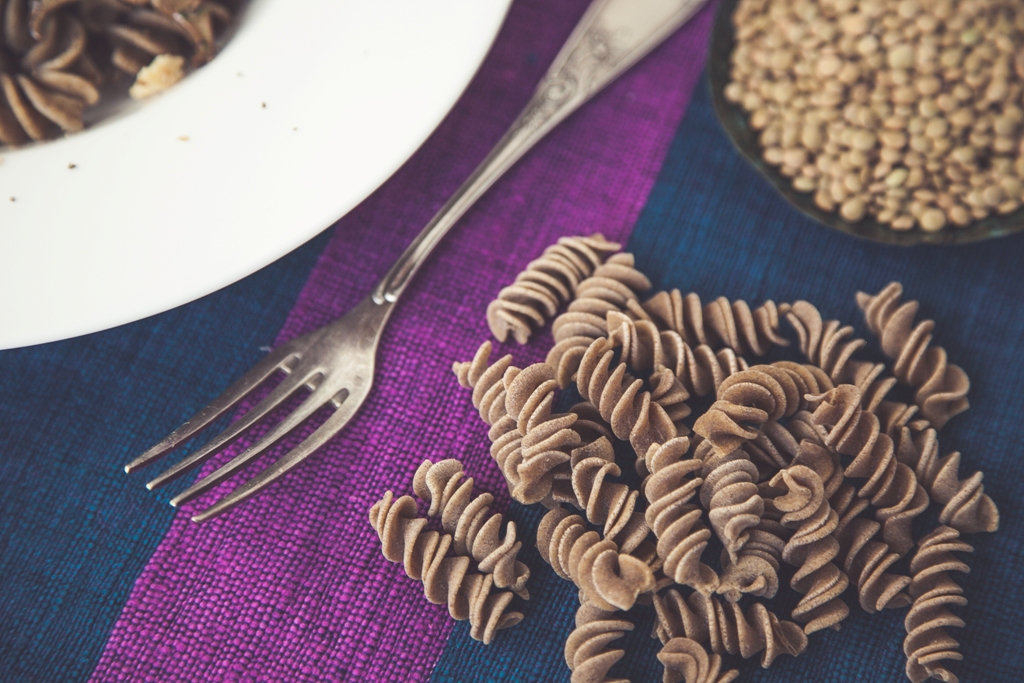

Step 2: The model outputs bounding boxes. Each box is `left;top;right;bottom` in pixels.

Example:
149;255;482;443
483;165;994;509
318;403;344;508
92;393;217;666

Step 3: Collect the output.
2;1;1022;682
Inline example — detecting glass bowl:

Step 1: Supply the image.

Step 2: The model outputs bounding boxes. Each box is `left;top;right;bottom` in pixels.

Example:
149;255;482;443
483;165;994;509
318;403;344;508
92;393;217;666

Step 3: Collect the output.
707;0;1024;246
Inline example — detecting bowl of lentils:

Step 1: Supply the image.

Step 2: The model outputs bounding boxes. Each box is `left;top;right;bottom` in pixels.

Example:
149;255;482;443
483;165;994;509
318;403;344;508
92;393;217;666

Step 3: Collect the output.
709;0;1024;245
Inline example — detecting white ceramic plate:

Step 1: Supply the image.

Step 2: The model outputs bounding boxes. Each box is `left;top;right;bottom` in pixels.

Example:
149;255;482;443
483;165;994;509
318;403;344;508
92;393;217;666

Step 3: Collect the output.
0;0;511;350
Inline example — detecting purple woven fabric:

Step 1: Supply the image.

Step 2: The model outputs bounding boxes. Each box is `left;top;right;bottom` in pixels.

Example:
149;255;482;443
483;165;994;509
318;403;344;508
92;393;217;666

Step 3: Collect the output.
90;2;715;681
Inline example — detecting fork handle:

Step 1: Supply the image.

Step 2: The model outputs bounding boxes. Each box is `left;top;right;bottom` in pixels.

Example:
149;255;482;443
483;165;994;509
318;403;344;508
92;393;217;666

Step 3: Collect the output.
372;0;706;305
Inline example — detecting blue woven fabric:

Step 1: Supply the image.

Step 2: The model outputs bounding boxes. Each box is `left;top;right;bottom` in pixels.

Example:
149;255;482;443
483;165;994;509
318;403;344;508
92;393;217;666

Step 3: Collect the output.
430;74;1024;682
0;230;329;682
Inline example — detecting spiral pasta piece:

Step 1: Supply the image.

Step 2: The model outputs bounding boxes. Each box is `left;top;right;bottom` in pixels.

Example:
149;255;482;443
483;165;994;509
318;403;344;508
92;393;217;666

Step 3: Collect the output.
537;507;655;612
453;340;514;426
548;253;652;388
642;290;788;357
693;365;801;455
460;355;606;508
0;5;101;144
695;440;765;571
643;289;711;347
894;427;999;535
454;342;545;500
605;310;664;375
503;362;580;505
772;361;834;409
368;491;523;643
716;524;785;604
564;601;633;683
641;438;719;595
727;368;832;484
660;335;750;398
653;588;807;668
770;465;850;634
571;437;650;555
904;526;972;683
737;422;797;477
785;300;915;417
576;335;677;458
603;311;693;428
811;384;930;556
413;459;530;599
715;449;793;604
658;637;739;683
487;234;620;345
857;283;970;430
488;415;525;497
718;501;789;605
829;482;911;613
789;437;844;499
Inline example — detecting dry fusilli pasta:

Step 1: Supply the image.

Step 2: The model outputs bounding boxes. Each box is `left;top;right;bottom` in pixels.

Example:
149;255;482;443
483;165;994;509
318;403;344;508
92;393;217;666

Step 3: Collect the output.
504;362;578;505
368;491;523;643
786;300;915;419
576;335;678;458
658;637;739;683
487;234;620;345
547;253;652;388
413;459;530;599
571;437;650;555
642;290;789;357
895;427;999;535
537;507;655;612
564;600;633;683
488;415;525;497
444;246;1000;681
604;311;693;429
857;283;970;429
641;438;719;596
770;465;850;634
829;482;911;613
661;337;750;399
903;526;972;683
715;523;785;605
811;385;930;556
453;340;514;426
652;588;807;668
740;425;797;476
693;365;802;455
695;440;766;584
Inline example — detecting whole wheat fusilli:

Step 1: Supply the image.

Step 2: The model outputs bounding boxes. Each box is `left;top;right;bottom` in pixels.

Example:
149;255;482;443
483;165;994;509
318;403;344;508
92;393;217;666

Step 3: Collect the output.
412;459;530;598
538;507;655;612
903;526;972;683
812;385;930;556
487;234;621;345
857;283;970;429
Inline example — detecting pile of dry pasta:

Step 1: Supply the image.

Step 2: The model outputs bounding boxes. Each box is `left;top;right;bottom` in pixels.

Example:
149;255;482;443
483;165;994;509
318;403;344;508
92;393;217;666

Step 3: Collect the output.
0;0;237;147
369;233;999;683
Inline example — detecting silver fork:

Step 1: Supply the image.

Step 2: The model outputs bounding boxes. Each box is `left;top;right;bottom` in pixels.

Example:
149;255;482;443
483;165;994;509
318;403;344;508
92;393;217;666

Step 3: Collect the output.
124;0;708;522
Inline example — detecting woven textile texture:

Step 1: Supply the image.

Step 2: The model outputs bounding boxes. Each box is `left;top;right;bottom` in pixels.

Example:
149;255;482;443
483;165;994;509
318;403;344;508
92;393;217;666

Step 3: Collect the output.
0;231;330;683
429;75;1024;683
89;1;716;681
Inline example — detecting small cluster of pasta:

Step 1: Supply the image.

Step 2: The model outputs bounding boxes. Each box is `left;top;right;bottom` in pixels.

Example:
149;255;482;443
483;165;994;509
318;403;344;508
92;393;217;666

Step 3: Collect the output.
368;460;528;644
371;234;1000;680
0;0;237;146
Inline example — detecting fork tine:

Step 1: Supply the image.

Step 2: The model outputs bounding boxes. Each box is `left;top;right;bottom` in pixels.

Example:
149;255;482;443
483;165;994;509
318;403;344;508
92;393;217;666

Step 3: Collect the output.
169;385;349;508
143;364;324;491
123;342;304;474
190;390;361;522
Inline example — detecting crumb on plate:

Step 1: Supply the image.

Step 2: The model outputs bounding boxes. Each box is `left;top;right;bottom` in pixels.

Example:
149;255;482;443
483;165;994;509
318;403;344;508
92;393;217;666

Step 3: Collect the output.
130;55;186;101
